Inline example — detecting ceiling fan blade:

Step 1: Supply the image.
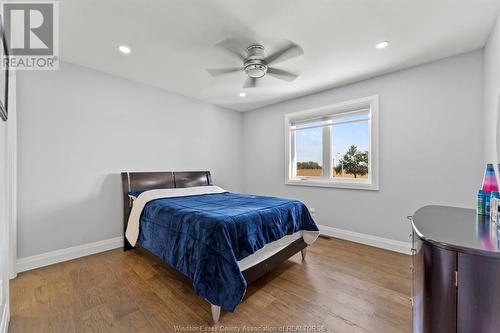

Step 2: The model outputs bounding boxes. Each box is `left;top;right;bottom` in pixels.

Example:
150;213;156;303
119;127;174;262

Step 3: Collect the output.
265;41;304;65
243;77;261;88
267;68;298;82
206;67;241;77
214;38;247;61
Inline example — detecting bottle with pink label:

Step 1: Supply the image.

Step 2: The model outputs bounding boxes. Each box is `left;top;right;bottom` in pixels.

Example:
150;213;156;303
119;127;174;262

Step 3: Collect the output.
480;164;499;215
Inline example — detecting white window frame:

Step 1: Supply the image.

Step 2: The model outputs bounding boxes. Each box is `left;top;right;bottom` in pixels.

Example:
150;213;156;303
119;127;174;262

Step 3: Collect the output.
285;95;379;190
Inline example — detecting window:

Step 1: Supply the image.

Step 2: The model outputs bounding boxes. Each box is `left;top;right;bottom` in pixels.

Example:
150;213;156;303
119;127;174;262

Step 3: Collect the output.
295;123;323;177
285;95;379;190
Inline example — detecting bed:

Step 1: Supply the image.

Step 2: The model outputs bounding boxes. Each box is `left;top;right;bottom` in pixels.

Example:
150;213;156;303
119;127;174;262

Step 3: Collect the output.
121;171;319;323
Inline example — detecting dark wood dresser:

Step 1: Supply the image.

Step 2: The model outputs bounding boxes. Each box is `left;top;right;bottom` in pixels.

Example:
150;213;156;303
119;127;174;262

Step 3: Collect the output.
411;205;500;333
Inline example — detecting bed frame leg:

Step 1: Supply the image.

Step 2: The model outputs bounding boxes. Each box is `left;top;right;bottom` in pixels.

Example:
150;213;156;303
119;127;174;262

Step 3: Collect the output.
301;248;307;261
124;239;134;251
210;304;221;324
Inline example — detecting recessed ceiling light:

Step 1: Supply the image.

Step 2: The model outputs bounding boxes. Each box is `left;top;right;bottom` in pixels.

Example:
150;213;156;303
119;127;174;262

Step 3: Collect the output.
375;41;390;49
118;45;131;54
239;92;246;97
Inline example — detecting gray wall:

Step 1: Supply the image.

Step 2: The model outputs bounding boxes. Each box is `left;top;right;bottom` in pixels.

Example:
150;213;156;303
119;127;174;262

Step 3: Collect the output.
242;50;484;242
484;13;500;164
17;62;243;258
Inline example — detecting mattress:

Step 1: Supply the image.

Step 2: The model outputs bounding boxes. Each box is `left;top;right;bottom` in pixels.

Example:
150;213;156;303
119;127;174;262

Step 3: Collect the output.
237;231;303;271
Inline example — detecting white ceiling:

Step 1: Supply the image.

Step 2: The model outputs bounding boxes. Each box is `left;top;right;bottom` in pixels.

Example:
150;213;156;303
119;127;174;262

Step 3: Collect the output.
60;0;500;111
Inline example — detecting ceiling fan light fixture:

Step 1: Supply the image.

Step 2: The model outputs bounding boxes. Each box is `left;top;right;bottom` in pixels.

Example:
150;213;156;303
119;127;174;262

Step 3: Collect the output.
245;63;267;78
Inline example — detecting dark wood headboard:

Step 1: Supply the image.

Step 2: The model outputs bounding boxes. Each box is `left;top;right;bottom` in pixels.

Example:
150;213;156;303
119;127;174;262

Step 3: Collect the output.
120;171;212;250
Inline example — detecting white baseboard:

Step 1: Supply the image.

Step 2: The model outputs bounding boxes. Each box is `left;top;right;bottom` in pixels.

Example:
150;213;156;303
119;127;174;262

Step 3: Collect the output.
0;303;9;333
318;224;410;254
14;227;409;274
16;236;123;273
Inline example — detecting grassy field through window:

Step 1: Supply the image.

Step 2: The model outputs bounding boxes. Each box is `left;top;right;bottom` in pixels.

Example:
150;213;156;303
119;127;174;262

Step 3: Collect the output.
296;167;368;179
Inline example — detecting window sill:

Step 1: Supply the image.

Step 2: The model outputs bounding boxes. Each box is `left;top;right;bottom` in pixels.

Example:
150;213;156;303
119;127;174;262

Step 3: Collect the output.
285;178;379;191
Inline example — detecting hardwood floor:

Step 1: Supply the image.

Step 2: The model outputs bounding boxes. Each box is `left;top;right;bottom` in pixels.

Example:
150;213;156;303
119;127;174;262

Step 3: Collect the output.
9;237;411;332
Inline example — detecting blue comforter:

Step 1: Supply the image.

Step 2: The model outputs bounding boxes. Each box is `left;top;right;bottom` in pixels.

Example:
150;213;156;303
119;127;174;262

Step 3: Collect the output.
137;191;318;311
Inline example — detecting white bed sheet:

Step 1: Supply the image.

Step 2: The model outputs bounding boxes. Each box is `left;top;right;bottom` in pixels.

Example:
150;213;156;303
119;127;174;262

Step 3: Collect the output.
237;231;304;271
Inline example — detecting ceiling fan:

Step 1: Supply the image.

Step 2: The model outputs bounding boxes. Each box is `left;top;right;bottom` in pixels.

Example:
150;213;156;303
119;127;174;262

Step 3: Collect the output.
206;39;304;88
